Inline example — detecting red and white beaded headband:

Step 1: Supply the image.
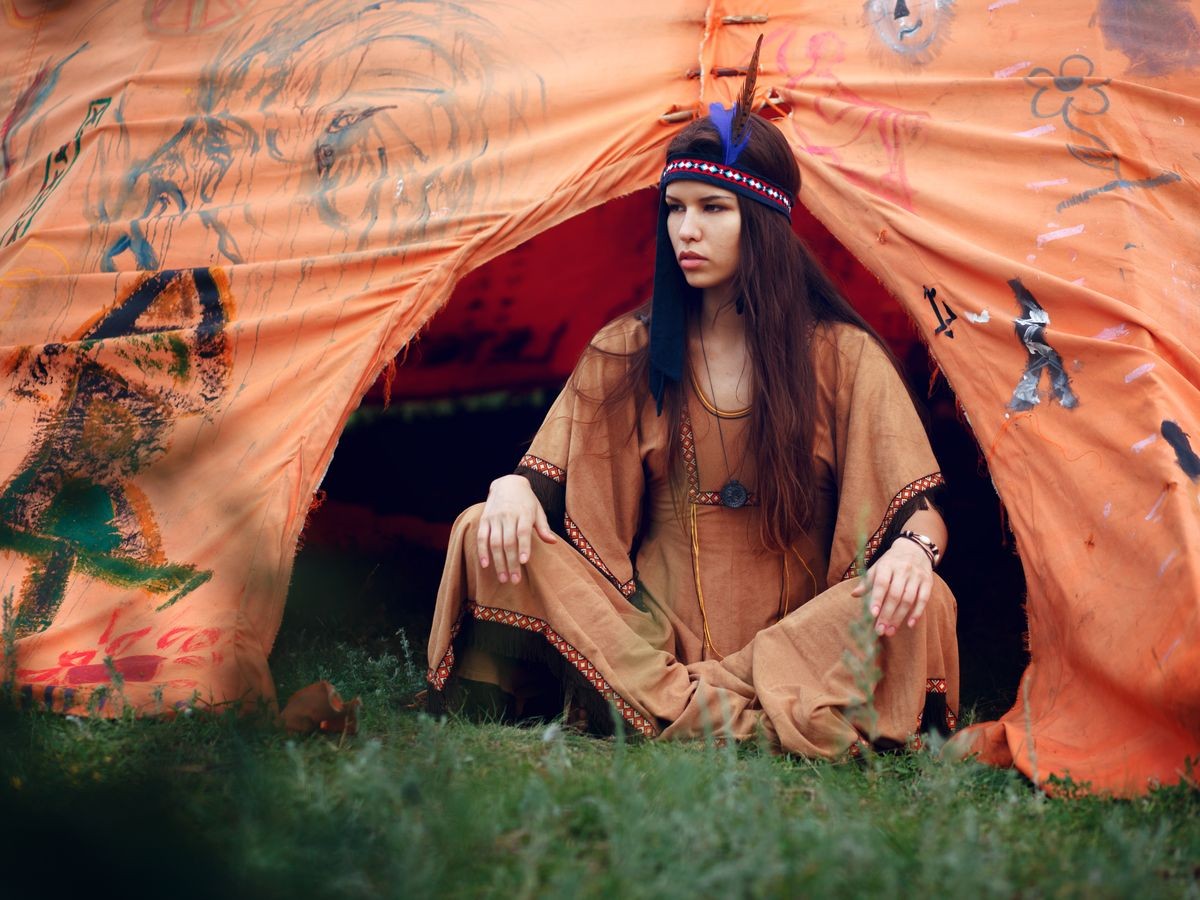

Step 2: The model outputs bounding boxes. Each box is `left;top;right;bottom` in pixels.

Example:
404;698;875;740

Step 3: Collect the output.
661;156;793;217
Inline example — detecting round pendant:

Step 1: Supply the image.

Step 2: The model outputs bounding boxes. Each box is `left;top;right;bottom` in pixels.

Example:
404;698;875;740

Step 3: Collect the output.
720;479;748;509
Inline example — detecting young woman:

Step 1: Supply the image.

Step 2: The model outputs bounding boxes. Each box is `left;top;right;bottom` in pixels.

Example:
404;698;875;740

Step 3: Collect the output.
427;101;959;755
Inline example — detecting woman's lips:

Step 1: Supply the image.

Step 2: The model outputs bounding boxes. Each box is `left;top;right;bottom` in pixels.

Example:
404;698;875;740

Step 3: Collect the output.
679;253;706;270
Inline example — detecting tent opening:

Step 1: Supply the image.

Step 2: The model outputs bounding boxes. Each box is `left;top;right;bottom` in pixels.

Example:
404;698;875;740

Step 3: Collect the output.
293;190;1028;719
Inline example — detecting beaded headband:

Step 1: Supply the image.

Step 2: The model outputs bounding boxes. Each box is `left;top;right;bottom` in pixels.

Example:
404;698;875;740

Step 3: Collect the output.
660;155;793;217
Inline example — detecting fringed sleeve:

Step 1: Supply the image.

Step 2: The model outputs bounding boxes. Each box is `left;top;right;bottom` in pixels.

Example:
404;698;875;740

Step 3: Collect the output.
514;316;649;600
817;324;946;583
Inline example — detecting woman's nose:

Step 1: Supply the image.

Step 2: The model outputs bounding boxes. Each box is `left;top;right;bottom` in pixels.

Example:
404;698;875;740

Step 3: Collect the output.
678;210;700;241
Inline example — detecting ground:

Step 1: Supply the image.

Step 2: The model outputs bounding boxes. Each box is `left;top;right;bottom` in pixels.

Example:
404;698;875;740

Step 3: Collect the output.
0;557;1196;899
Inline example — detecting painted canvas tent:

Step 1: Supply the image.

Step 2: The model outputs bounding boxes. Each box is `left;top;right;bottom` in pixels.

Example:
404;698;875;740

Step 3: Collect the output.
0;0;1197;795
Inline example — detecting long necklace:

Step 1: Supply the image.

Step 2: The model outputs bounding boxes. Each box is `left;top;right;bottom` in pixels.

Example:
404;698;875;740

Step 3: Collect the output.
697;324;749;509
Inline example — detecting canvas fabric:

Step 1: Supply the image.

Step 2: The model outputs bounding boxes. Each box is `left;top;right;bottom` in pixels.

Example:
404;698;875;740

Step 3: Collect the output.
0;0;1197;792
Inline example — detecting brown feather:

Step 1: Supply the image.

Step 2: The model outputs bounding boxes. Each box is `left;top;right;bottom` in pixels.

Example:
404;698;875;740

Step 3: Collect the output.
731;34;764;148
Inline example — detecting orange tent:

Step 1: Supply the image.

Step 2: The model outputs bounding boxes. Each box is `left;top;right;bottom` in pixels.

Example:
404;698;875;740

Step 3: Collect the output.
0;0;1197;795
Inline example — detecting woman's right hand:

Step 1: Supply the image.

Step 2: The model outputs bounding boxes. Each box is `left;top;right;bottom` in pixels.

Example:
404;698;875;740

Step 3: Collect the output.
477;474;557;584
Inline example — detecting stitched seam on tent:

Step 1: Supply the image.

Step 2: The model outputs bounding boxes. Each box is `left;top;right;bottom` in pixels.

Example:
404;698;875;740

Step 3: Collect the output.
840;472;946;580
427;601;658;737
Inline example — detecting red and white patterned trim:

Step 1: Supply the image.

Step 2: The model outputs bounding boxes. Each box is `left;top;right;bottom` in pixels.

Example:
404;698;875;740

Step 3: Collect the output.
565;514;637;598
662;157;794;215
427;616;465;692
426;601;658;737
680;408;759;507
517;452;633;599
913;676;958;744
841;473;945;580
518;453;565;484
926;677;958;731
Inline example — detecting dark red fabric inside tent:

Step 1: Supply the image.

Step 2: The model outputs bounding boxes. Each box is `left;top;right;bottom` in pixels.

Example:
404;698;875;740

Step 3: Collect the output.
366;189;920;404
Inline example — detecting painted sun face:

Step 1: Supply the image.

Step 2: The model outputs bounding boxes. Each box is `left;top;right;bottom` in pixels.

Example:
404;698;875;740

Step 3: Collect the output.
863;0;955;65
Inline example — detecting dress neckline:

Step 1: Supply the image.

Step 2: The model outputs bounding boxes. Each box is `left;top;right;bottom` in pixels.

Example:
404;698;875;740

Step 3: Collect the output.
687;365;752;419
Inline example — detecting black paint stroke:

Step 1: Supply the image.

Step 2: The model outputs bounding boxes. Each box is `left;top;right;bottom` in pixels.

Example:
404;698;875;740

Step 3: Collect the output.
1162;420;1200;480
923;285;957;338
1007;277;1077;411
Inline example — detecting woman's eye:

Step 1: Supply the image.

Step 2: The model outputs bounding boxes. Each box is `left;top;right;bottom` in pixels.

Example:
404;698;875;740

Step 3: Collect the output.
705;204;728;213
666;203;684;214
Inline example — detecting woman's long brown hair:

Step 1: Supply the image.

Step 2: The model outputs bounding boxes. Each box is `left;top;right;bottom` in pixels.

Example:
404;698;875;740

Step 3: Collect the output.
583;115;899;554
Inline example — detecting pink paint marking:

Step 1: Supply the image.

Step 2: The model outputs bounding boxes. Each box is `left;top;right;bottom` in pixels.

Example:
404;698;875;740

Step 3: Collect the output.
1158;550;1178;578
106;626;152;657
988;0;1019;9
1145;488;1170;522
775;30;927;211
1094;323;1131;341
181;628;221;652
1027;178;1068;190
1037;224;1084;247
1014;123;1056;138
1162;636;1182;663
1132;434;1158;453
66;655;164;685
157;626;192;650
994;60;1031;78
1125;362;1155;383
98;609;121;645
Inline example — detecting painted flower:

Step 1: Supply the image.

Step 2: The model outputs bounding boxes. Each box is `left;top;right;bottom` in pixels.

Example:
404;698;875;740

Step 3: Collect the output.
1027;54;1112;119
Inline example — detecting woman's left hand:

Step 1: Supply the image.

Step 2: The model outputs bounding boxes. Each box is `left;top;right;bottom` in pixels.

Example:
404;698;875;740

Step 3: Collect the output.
849;538;934;636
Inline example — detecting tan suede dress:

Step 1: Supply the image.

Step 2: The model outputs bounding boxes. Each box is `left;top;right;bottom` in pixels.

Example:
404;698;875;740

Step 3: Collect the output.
427;316;959;755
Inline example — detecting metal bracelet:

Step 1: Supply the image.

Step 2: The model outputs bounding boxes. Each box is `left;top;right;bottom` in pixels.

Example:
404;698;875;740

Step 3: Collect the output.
897;530;941;567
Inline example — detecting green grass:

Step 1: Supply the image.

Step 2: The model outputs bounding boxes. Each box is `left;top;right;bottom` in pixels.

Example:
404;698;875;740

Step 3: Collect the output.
1;623;1198;900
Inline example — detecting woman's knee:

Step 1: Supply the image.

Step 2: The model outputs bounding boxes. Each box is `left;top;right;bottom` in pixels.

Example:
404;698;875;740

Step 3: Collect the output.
452;502;487;540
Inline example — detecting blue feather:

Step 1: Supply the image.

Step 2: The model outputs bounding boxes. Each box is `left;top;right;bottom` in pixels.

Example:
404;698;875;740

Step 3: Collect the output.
708;102;749;166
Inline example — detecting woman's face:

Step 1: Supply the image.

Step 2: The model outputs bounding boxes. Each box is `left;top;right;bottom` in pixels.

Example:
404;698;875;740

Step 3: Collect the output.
664;181;741;293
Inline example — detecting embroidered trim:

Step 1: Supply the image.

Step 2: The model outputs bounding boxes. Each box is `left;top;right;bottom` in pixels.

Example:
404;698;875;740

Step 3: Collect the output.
840;473;946;580
662;157;793;214
516;453;631;596
427;601;658;737
564;514;637;598
680;407;759;507
517;453;565;484
913;676;958;747
847;739;869;759
926;677;959;731
427;615;465;693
